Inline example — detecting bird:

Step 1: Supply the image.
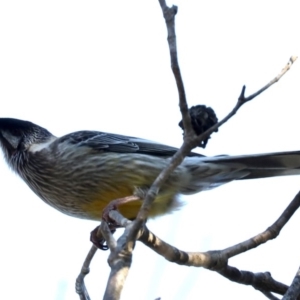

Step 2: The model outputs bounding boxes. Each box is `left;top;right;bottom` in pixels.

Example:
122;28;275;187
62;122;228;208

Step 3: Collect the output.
1;117;300;221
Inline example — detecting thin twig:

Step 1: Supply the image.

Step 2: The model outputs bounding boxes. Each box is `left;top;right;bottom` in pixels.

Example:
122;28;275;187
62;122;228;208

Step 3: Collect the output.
261;291;280;300
109;210;132;228
193;55;298;146
100;221;118;251
222;190;300;258
158;0;192;136
245;55;297;102
76;223;118;300
103;222;136;300
76;245;98;300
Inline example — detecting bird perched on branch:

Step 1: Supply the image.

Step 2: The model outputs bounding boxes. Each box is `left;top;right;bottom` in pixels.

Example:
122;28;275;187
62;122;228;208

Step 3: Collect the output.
0;118;300;221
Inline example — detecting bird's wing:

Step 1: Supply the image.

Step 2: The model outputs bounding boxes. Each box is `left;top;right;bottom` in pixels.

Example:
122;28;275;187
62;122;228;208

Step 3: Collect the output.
55;131;300;179
58;130;203;157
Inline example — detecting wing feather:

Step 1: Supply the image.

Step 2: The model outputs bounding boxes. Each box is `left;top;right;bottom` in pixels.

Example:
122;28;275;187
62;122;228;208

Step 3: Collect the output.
57;131;202;157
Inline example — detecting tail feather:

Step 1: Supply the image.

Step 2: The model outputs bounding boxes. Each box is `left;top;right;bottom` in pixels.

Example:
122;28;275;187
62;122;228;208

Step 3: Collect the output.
181;151;300;194
182;157;249;193
202;150;300;180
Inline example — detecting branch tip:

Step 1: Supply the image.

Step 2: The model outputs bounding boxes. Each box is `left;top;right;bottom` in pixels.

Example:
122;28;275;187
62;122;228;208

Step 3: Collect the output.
238;85;246;101
290;55;298;64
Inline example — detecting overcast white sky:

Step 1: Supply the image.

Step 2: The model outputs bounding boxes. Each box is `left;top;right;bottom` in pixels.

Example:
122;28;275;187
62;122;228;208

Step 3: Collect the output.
0;1;300;299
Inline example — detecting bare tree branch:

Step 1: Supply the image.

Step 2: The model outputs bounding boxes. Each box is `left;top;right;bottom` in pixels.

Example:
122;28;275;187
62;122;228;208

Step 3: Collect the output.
76;245;98;300
261;291;280;300
128;1;298;248
137;191;300;263
137;226;291;296
137;189;300;297
283;266;300;300
80;2;298;299
218;265;288;297
137;223;292;298
194;55;298;146
76;222;118;300
100;221;118;251
103;222;136;300
245;55;298;102
222;190;300;258
158;0;192;136
95;188;300;298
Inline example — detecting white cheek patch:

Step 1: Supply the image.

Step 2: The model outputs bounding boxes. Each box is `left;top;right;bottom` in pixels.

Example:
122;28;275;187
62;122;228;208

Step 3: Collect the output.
29;136;57;153
1;131;20;149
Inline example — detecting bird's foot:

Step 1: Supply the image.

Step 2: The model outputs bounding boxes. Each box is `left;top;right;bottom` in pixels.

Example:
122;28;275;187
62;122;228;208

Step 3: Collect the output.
91;195;140;250
90;224;118;250
101;195;140;223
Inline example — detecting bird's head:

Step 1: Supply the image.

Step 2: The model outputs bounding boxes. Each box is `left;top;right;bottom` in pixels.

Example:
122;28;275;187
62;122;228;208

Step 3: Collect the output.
0;118;53;161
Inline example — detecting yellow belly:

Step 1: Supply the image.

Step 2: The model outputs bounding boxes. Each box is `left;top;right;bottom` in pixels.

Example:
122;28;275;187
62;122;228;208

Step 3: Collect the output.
80;185;180;220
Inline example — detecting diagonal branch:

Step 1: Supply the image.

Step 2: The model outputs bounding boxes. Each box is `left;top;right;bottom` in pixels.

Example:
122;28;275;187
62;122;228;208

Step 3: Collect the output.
222;190;300;258
245;55;297;102
193;55;298;146
137;190;300;266
136;189;300;297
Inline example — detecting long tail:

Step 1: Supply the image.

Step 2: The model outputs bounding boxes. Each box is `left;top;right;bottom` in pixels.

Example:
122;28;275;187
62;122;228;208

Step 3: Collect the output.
181;151;300;194
203;150;300;179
